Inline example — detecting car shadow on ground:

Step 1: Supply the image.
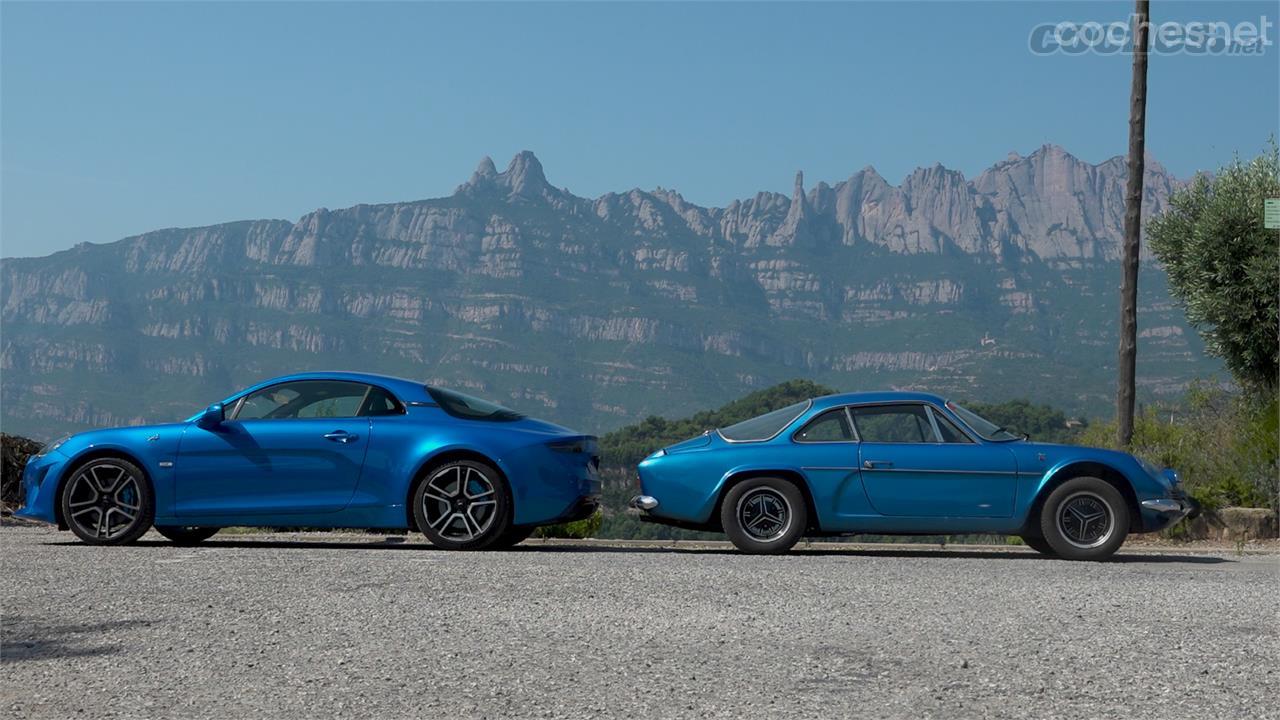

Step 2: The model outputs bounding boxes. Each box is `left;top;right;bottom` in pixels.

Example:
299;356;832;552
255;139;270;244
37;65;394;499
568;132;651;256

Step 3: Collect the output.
2;617;150;664
44;536;1237;563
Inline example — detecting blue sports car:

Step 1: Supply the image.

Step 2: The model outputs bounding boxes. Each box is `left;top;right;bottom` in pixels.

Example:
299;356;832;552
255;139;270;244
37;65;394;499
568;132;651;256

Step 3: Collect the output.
631;391;1198;560
16;372;601;550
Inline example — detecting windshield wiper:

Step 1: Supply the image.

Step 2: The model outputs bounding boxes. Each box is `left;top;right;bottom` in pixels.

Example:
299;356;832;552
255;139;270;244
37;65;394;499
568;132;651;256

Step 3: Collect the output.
988;426;1027;442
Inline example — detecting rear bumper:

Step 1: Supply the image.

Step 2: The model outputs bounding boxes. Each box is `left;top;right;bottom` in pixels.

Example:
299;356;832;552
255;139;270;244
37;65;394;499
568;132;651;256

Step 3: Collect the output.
629;495;659;511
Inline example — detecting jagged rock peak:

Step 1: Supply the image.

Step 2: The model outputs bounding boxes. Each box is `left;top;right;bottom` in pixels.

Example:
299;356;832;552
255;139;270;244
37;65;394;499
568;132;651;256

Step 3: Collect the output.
456;150;554;198
472;156;498;181
502;150;548;192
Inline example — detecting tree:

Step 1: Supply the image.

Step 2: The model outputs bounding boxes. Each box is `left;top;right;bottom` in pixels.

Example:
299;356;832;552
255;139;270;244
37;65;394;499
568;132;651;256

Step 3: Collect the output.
1148;144;1280;395
1117;0;1151;447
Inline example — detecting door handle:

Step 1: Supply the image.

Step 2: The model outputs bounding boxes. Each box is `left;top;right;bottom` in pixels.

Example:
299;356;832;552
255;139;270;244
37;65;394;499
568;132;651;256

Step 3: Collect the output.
863;460;893;469
323;431;358;443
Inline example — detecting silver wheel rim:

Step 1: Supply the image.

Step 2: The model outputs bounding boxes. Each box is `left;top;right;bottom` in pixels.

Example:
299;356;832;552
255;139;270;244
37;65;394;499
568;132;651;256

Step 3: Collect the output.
422;465;499;541
736;488;792;543
1057;491;1114;549
66;461;142;541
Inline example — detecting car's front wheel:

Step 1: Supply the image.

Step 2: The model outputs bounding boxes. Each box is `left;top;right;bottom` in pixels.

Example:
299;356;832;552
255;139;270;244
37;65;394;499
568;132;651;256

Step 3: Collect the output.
1039;476;1129;561
1019;534;1057;556
720;477;808;554
60;457;155;545
412;460;512;550
155;526;220;546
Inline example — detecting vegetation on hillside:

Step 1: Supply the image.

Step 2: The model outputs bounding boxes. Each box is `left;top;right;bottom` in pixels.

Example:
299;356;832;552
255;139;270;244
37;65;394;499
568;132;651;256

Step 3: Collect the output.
1079;384;1277;512
599;379;835;469
962;399;1085;445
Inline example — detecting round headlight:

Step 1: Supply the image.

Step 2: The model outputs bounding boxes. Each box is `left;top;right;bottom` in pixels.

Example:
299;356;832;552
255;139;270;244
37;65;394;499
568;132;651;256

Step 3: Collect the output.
36;434;72;457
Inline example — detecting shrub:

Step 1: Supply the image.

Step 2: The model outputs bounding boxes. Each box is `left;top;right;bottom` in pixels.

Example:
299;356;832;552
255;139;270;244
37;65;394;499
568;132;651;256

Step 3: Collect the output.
534;510;603;540
1077;384;1278;511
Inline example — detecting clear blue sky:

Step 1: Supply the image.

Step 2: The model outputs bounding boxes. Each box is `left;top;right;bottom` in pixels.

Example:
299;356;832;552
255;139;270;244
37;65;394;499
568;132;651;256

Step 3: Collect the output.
2;1;1276;258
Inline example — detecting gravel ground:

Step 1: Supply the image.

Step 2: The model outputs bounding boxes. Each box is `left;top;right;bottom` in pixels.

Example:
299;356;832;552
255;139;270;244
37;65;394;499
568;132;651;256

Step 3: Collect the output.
3;526;1277;719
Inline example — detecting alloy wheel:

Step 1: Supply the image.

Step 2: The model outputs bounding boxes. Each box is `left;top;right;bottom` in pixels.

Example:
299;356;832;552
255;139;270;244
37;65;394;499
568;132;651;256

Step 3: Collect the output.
736;487;792;542
421;464;499;541
1056;491;1114;549
65;461;143;541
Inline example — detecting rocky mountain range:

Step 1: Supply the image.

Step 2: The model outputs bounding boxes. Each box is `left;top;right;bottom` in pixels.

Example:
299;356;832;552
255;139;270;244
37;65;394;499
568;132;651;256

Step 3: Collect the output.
1;145;1216;440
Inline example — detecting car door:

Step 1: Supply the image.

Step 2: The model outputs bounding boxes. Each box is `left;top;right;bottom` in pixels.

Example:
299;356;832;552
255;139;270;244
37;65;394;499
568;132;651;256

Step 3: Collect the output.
852;403;1017;517
790;408;873;519
174;380;373;516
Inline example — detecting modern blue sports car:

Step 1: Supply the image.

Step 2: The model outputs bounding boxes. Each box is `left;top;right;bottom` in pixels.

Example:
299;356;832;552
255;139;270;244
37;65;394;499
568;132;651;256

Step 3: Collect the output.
16;372;601;550
630;391;1198;559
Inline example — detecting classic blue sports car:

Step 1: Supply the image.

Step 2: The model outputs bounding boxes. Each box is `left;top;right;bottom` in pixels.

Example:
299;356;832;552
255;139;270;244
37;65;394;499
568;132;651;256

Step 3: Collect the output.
16;372;600;549
631;391;1197;559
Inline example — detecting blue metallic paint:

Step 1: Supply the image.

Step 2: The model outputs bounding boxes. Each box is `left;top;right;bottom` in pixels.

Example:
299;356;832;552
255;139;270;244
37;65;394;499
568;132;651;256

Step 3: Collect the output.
17;372;600;533
636;391;1191;537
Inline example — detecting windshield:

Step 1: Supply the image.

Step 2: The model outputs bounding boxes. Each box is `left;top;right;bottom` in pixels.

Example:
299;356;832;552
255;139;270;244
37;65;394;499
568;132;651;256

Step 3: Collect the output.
426;386;524;421
718;400;811;442
946;401;1021;442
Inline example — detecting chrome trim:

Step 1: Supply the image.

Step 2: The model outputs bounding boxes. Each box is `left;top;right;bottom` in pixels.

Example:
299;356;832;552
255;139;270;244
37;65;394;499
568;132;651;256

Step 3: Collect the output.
857;467;1021;476
1140;498;1184;514
716;399;812;444
158;461;174;468
800;466;859;471
630;495;659;511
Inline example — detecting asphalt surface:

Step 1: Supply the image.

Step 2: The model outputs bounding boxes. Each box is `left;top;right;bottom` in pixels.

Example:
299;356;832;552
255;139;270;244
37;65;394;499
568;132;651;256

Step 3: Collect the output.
3;526;1277;719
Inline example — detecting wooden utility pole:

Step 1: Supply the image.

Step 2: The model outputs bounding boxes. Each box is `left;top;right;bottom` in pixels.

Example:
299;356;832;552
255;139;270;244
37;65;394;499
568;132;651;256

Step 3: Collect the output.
1117;0;1150;447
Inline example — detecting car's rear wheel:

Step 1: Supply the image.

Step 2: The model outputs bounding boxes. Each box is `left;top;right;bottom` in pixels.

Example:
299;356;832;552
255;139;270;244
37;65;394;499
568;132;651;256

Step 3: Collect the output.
155;526;220;546
60;458;154;545
1039;476;1129;561
1020;534;1057;556
720;477;807;554
412;460;512;551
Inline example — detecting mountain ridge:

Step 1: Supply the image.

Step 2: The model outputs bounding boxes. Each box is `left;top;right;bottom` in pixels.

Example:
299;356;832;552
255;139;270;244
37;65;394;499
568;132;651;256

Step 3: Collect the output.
1;146;1215;440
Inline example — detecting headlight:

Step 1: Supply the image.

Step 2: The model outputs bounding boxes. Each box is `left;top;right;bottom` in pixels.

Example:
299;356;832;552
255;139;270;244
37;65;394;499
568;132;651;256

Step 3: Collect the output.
36;434;71;457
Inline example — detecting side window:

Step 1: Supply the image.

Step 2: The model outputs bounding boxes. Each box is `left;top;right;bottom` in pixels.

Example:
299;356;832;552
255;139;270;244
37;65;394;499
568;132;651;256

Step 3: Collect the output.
233;381;369;420
850;404;936;443
360;386;404;417
794;409;854;442
932;410;973;443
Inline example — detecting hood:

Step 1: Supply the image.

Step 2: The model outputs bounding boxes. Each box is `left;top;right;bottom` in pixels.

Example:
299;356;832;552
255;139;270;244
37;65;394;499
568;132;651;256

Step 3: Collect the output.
52;422;189;457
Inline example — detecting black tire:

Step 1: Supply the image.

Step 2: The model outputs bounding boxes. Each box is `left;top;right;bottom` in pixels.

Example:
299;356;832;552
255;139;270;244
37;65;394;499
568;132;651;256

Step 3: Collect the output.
1020;534;1057;556
155;526;220;546
489;525;536;549
412;460;512;551
60;457;155;545
1039;476;1129;561
720;477;807;555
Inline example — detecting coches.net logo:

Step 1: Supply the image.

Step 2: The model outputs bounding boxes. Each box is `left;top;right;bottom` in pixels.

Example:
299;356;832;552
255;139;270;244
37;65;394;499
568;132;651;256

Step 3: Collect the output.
1029;14;1273;55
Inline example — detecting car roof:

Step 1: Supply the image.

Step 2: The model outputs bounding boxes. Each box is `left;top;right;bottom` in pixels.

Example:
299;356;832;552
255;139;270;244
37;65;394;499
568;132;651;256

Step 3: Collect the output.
235;371;432;402
810;390;950;410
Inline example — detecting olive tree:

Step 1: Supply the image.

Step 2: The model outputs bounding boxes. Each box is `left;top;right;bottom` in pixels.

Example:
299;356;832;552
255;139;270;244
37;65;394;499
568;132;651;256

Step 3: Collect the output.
1148;145;1280;395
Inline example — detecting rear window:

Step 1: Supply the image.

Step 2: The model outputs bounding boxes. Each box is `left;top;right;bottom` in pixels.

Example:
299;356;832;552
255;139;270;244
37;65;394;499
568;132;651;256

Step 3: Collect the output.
426;386;524;421
718;401;810;442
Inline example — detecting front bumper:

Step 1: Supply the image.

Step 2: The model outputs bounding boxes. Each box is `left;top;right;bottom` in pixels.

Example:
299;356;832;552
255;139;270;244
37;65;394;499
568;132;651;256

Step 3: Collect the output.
13;451;68;525
1139;493;1201;531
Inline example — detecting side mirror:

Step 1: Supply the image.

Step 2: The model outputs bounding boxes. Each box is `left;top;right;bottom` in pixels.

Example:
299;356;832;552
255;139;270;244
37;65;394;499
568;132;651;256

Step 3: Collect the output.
197;403;225;428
